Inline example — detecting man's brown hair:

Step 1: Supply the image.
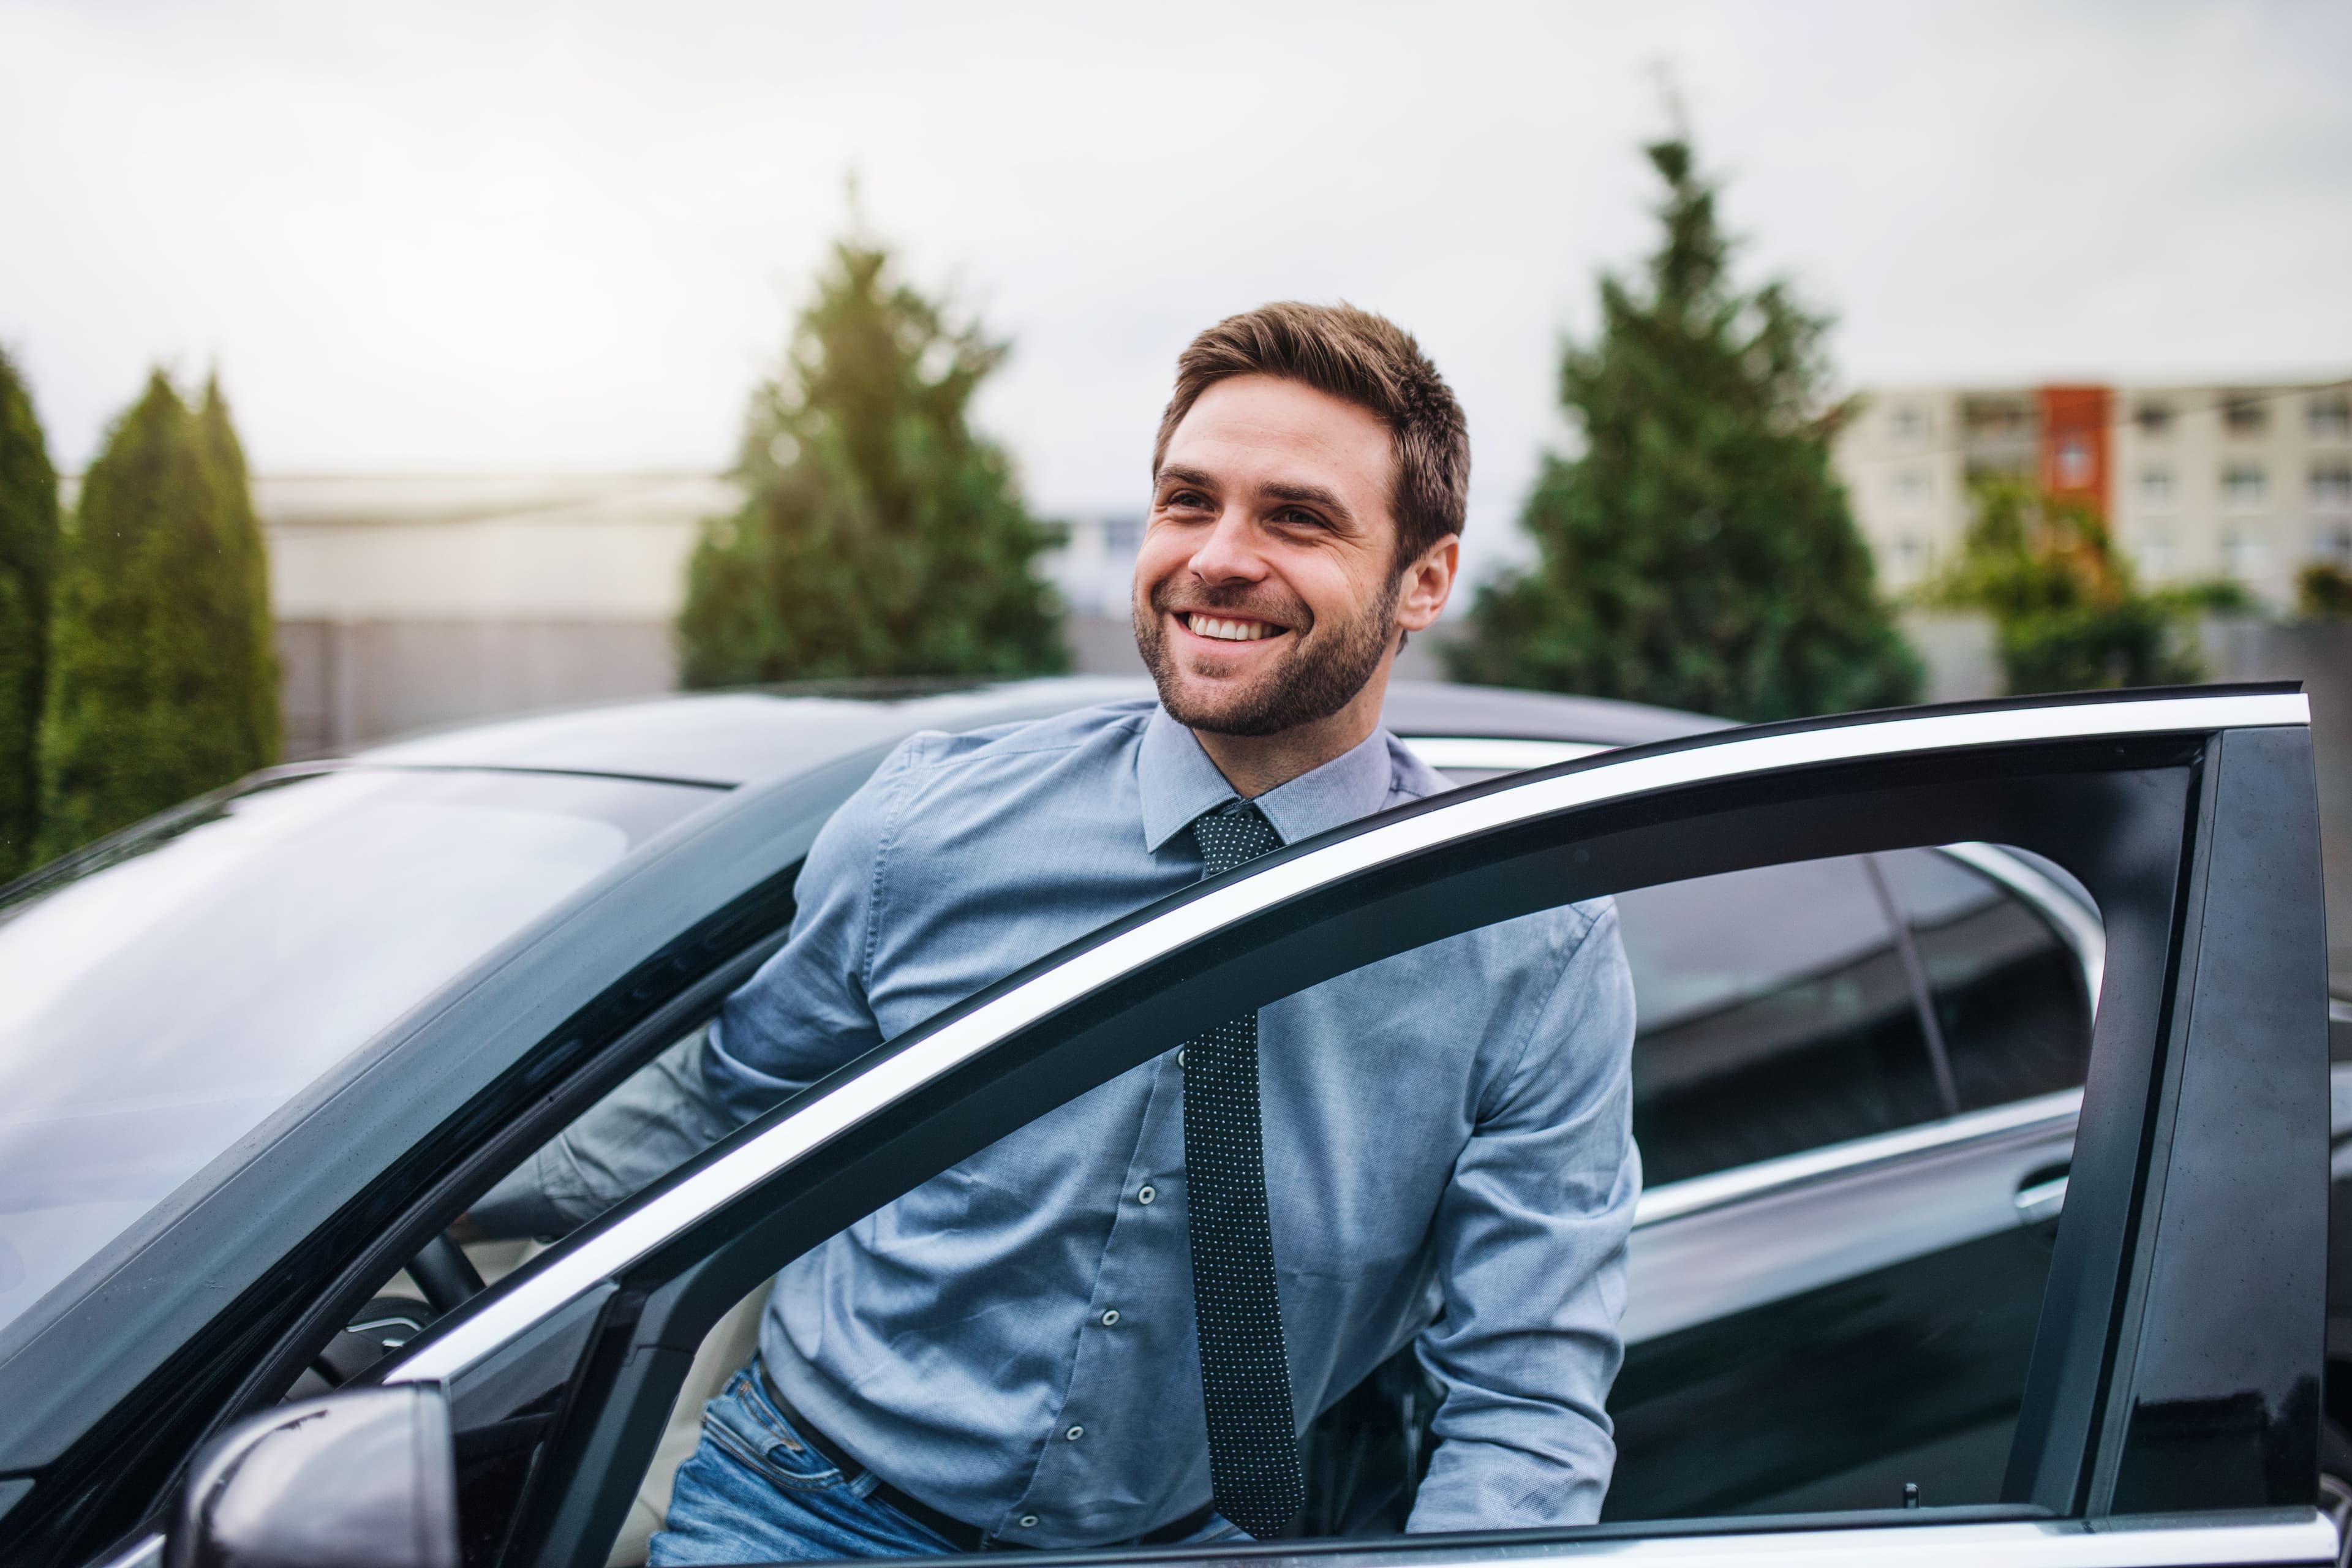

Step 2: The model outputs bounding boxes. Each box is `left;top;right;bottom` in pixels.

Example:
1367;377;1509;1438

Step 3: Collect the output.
1152;302;1469;567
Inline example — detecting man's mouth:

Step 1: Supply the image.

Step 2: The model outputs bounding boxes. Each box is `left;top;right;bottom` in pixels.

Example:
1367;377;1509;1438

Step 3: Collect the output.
1180;612;1286;643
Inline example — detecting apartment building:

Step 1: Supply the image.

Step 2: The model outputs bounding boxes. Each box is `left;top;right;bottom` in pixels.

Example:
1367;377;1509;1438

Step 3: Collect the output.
1835;377;2352;606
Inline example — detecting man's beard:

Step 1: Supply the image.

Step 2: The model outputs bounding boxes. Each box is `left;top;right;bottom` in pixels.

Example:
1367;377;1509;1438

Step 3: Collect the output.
1133;574;1401;737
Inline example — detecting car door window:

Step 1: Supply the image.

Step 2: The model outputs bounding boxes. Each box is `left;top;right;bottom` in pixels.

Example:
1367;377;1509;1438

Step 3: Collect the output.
1875;848;2094;1110
1614;856;1946;1185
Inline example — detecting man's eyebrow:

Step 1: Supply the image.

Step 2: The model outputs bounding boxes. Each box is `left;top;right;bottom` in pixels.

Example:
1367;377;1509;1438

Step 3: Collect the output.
1262;481;1355;522
1152;467;1357;524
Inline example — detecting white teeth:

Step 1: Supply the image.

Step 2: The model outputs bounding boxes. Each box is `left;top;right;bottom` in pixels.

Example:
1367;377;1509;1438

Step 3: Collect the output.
1185;614;1276;643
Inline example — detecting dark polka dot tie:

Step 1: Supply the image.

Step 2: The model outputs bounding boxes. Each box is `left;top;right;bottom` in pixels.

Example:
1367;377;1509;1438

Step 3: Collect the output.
1183;800;1303;1540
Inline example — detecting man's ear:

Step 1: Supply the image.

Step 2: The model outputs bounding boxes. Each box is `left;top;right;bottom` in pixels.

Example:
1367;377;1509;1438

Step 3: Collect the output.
1396;534;1460;635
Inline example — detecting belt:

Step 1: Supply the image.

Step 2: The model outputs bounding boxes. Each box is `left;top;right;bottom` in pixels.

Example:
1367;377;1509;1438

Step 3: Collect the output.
756;1363;1216;1553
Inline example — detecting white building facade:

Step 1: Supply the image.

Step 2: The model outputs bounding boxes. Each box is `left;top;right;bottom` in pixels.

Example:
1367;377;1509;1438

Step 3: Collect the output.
1835;377;2352;606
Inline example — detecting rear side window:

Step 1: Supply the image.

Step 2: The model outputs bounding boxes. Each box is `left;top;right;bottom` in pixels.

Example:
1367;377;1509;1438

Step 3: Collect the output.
1875;849;2092;1110
1615;857;1944;1185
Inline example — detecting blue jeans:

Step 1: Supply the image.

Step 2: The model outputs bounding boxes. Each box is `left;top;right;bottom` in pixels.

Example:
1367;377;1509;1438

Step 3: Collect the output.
649;1362;1246;1563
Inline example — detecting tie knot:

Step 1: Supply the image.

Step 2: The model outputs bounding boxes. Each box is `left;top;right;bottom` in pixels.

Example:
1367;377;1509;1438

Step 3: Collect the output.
1189;801;1285;880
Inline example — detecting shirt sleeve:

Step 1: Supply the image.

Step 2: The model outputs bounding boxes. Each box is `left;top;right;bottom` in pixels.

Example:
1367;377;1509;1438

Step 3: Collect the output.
1405;900;1641;1532
467;739;915;1238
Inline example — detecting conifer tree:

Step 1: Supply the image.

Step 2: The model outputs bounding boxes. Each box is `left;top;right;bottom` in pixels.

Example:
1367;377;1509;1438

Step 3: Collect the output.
1447;136;1920;721
679;232;1065;685
197;377;282;766
36;372;279;861
0;349;59;879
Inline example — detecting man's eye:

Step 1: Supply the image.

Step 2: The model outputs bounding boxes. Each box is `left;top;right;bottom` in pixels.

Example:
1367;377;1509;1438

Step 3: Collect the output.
1272;507;1325;528
1164;491;1210;510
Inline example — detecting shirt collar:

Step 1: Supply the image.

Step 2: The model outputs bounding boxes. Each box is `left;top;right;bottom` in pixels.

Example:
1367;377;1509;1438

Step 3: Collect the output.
1137;704;1400;854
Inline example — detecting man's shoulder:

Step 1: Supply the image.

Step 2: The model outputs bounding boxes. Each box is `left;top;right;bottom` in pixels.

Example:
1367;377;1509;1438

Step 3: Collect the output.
800;698;1158;904
886;696;1158;782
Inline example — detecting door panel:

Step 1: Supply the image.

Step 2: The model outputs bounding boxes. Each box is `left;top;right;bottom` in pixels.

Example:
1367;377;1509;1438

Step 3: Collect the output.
1610;1101;2075;1515
1610;1226;2057;1517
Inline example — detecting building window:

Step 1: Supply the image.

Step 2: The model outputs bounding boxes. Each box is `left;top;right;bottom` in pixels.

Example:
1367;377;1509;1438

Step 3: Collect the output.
2136;401;2174;435
2137;532;2176;578
1893;469;1931;509
2223;464;2269;508
1102;517;1143;556
1891;406;1928;441
1893;535;1927;576
2223;526;2270;579
2139;468;2175;508
2313;462;2352;511
2222;394;2269;435
2055;435;2093;488
2313;395;2352;443
1962;398;2033;440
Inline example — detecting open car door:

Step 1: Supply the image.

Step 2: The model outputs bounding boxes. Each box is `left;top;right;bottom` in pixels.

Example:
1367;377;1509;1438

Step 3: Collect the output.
146;685;2335;1568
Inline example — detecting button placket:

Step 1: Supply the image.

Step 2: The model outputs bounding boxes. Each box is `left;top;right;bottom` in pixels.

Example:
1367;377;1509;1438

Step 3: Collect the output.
1011;1049;1189;1540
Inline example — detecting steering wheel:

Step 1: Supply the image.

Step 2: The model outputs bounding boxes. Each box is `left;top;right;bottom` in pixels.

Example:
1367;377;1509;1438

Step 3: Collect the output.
405;1231;487;1317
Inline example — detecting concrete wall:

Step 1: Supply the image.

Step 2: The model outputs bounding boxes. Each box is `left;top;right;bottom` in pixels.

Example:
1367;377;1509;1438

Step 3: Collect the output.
279;619;678;756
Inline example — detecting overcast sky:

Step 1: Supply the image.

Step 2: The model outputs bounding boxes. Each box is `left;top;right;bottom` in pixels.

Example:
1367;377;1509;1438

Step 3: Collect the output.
2;0;2347;584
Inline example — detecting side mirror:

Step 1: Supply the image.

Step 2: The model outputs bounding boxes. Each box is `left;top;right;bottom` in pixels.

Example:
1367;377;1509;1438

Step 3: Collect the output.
165;1384;458;1568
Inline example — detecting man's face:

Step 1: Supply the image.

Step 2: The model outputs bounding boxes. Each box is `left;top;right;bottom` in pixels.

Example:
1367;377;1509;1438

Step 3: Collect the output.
1134;375;1440;737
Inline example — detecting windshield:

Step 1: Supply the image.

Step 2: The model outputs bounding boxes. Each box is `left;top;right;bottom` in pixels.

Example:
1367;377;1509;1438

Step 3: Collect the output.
0;767;714;1338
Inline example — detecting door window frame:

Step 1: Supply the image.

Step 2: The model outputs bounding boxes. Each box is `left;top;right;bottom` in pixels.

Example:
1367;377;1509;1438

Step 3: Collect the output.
382;687;2328;1567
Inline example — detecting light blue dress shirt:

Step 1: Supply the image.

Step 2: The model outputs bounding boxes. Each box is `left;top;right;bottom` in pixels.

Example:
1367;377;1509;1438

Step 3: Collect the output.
483;699;1638;1545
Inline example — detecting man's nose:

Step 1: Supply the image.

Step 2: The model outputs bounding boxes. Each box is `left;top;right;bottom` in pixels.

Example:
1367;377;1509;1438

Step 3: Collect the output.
1185;507;1269;586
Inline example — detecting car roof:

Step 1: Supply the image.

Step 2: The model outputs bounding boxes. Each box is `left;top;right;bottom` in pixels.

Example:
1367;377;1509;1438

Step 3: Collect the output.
352;678;1729;788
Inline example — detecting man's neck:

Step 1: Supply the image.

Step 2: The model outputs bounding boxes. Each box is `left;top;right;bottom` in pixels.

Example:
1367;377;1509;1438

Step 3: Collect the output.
1189;663;1393;799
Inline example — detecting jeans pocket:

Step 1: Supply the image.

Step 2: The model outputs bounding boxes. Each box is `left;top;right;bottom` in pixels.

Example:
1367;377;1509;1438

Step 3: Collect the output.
703;1370;843;1492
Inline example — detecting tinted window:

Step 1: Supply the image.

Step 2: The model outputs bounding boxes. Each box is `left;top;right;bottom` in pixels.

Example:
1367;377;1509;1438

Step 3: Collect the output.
0;767;712;1340
1877;848;2092;1110
1615;858;1944;1185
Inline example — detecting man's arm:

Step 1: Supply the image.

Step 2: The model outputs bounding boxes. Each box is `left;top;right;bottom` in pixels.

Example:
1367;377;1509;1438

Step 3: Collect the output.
468;1025;746;1237
1406;901;1640;1532
468;742;918;1239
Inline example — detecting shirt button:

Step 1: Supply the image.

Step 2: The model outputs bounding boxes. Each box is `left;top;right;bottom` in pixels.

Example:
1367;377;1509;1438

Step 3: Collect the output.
1019;1516;1039;1529
1066;1425;1085;1441
1177;1048;1188;1067
1100;1309;1120;1326
1137;1185;1156;1205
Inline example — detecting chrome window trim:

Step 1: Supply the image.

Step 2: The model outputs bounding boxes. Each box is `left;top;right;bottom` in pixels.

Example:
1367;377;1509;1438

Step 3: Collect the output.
1339;1514;2337;1566
1940;840;2107;1011
1401;736;1612;771
1634;1087;2081;1229
390;690;2304;1386
83;1508;2339;1568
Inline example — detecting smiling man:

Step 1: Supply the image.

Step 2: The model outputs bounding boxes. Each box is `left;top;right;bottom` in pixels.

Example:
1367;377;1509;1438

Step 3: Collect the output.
480;304;1638;1564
